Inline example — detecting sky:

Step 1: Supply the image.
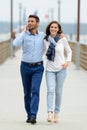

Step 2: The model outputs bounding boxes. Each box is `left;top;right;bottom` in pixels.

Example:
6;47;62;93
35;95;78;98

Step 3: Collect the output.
0;0;87;23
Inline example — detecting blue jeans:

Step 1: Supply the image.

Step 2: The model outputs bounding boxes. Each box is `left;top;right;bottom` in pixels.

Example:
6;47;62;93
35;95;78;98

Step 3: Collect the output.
46;68;66;113
20;62;44;119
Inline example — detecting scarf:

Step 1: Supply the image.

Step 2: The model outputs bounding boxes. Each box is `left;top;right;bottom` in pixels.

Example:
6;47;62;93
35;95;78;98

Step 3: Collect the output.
46;34;60;61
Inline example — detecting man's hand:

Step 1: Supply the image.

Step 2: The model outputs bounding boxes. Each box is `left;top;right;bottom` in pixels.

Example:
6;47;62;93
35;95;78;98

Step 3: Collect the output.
22;25;28;32
60;33;65;38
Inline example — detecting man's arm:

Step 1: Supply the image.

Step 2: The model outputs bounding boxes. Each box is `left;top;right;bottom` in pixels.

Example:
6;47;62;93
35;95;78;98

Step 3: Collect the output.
13;32;25;47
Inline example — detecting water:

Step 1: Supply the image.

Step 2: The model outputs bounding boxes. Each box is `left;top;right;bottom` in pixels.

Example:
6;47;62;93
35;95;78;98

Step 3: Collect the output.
0;33;87;44
0;33;10;42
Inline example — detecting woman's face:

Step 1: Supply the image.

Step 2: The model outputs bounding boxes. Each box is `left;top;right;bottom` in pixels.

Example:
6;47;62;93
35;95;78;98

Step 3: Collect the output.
49;23;59;37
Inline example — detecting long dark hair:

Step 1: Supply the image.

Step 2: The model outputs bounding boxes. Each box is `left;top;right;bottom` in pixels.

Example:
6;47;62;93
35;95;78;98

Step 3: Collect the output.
44;21;63;41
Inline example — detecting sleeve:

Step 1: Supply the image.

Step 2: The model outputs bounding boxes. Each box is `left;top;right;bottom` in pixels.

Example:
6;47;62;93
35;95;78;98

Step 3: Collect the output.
13;32;25;47
43;39;47;54
63;37;72;62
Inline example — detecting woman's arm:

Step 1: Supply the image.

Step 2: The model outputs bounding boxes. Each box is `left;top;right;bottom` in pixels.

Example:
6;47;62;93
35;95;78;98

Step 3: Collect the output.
62;37;72;68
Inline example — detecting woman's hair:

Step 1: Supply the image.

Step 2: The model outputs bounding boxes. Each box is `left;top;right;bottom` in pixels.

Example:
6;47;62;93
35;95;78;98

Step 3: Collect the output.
44;21;63;41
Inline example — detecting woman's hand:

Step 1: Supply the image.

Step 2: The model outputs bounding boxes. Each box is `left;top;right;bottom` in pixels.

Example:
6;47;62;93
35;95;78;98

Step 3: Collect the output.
62;61;70;68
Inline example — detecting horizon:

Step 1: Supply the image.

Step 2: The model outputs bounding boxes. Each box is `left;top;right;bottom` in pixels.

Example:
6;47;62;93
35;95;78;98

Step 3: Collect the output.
0;22;87;35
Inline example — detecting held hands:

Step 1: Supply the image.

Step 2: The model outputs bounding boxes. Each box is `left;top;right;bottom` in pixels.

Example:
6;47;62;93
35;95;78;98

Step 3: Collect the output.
62;61;70;68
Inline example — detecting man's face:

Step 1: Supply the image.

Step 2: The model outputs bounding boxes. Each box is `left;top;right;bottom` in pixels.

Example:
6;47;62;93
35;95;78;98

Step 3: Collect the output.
27;17;39;31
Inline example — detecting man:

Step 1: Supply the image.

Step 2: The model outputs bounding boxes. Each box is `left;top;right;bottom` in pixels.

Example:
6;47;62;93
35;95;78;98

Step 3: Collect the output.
13;15;45;124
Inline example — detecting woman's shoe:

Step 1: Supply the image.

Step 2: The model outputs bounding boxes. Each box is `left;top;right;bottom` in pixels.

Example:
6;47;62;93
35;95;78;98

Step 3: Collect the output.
47;112;53;122
54;113;58;123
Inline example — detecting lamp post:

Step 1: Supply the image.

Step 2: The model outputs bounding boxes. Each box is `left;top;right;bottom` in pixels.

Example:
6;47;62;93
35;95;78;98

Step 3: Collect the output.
10;0;13;38
58;0;61;23
51;8;54;21
77;0;80;41
19;2;22;33
76;0;80;69
23;7;26;25
48;8;54;22
10;0;14;58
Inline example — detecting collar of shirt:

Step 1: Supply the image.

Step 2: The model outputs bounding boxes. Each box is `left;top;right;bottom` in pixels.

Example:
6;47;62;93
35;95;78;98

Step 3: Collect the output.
26;30;38;35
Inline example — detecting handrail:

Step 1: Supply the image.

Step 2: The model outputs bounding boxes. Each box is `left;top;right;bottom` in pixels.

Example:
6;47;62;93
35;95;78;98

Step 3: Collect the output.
69;41;87;70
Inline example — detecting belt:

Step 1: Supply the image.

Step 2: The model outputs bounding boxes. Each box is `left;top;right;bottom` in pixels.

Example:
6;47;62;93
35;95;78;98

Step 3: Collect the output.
22;61;43;67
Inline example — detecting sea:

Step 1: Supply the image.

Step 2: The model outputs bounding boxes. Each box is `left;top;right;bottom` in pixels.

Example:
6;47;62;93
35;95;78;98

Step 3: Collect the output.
0;22;87;44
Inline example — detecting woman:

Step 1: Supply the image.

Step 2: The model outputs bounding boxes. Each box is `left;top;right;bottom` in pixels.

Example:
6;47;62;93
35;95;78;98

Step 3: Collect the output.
44;21;72;123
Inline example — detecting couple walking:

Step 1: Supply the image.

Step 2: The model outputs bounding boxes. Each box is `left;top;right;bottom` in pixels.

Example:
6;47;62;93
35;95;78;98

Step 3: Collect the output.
13;14;72;124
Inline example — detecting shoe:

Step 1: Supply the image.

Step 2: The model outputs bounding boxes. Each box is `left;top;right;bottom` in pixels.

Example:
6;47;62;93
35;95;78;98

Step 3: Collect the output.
47;112;53;122
30;118;36;124
54;113;58;123
26;117;31;123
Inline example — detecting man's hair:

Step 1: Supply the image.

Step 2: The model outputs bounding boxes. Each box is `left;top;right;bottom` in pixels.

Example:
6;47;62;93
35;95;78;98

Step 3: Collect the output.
28;15;40;22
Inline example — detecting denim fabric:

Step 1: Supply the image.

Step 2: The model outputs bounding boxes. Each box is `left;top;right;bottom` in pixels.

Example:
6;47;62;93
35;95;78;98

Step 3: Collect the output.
46;68;66;113
20;62;44;118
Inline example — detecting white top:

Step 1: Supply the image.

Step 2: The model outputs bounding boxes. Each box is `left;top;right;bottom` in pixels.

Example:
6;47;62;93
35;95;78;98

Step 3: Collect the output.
44;37;72;72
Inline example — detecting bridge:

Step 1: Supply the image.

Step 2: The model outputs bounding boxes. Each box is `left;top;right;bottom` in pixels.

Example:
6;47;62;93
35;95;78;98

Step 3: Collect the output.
0;49;87;130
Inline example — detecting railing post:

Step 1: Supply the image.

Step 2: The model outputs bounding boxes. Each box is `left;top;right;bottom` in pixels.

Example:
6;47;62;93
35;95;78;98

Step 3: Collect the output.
75;41;80;69
10;38;14;59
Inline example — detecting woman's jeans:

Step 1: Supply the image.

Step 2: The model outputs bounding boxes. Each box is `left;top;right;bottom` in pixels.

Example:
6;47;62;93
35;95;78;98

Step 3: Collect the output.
46;68;66;113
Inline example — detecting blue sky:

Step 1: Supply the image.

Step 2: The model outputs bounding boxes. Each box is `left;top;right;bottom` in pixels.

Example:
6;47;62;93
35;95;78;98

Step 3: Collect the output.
0;0;87;23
